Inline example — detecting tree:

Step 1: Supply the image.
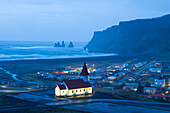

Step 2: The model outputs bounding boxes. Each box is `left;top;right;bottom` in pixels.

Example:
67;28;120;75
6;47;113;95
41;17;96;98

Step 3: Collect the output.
145;82;151;87
155;86;163;94
121;83;126;89
136;83;144;94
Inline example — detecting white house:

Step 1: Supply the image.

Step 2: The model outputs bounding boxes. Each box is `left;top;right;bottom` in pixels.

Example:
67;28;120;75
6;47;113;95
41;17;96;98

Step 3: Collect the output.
144;87;156;94
55;79;92;96
55;62;92;96
127;78;136;82
149;68;162;73
152;79;166;87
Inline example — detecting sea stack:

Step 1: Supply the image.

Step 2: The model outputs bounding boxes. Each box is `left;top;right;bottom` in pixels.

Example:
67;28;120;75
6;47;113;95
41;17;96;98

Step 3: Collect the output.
61;41;65;47
68;41;74;48
54;42;62;47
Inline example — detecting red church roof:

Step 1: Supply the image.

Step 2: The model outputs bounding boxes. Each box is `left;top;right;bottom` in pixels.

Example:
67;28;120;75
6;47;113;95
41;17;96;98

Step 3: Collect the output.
80;62;89;76
58;85;66;90
64;79;91;89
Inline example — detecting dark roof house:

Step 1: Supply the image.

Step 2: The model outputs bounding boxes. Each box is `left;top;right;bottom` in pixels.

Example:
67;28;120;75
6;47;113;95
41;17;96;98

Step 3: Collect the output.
58;85;66;90
63;79;91;89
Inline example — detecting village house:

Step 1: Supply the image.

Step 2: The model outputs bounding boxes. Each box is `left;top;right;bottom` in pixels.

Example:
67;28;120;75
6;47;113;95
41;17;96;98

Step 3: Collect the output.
108;76;117;80
135;62;143;67
90;73;103;80
127;77;136;82
152;79;166;87
149;67;162;73
55;63;92;96
143;87;156;94
123;86;133;91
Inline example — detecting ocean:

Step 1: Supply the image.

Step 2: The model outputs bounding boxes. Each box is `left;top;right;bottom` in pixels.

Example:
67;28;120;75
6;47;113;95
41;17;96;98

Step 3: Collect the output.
0;41;116;61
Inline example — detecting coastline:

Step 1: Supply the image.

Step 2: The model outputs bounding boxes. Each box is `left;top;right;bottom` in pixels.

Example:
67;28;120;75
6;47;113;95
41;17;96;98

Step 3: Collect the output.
0;53;117;61
0;55;132;65
0;55;133;77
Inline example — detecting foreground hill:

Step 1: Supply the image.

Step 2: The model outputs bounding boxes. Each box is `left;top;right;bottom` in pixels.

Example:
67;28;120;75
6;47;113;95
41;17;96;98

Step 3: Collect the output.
85;14;170;56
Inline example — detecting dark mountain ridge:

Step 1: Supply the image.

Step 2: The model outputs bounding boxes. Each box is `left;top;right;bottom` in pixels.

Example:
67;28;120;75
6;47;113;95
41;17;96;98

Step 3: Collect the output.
85;14;170;56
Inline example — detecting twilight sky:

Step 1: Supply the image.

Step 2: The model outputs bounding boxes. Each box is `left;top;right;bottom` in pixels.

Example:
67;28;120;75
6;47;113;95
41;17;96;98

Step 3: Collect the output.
0;0;170;42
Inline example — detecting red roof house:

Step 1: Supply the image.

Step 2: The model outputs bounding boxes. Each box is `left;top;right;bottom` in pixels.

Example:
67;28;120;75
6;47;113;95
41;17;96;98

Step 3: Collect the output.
55;63;92;96
63;79;91;89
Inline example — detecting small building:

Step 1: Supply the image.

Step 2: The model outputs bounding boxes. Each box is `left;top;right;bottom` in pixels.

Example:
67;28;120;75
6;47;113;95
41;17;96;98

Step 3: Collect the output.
108;76;116;80
90;73;103;80
44;75;57;80
127;77;136;82
149;68;162;73
123;86;133;91
144;87;156;94
152;79;166;87
135;62;143;67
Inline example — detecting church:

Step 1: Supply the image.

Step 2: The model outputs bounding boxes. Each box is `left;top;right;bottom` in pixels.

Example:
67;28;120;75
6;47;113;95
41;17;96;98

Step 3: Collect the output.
55;63;92;96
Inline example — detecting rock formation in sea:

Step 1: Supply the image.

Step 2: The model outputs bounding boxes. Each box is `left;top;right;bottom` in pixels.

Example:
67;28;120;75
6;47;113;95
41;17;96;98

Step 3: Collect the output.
54;42;62;47
61;41;65;47
85;14;170;56
68;41;74;48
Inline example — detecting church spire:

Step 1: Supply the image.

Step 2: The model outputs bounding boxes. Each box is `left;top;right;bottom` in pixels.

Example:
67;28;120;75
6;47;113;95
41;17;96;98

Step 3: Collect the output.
80;62;89;76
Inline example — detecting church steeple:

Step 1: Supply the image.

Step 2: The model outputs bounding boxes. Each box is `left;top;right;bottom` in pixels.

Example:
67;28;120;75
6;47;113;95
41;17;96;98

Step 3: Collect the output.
80;62;89;76
80;62;90;82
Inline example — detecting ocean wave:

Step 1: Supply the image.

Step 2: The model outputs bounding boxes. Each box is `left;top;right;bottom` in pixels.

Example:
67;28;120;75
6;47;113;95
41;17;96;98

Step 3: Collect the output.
11;46;53;49
0;53;117;61
0;54;45;58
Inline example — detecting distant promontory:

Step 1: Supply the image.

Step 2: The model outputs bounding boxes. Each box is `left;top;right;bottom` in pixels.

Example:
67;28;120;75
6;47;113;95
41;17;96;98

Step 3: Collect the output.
85;14;170;56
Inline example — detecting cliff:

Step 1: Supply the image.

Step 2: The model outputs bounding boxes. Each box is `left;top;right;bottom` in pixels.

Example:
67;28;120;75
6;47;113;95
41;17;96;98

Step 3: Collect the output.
85;14;170;56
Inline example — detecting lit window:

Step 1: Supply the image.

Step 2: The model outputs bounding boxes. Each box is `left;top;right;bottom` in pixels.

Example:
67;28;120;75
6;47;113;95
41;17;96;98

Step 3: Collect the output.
165;91;168;94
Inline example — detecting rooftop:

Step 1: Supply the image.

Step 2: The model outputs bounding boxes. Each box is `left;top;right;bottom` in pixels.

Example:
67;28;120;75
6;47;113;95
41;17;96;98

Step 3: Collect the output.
58;85;66;90
64;79;91;89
